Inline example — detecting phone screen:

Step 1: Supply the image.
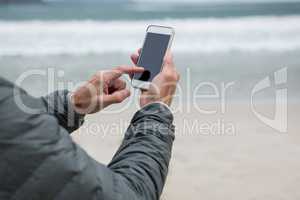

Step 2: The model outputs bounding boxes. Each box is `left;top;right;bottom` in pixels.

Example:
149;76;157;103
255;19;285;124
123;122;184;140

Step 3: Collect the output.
134;32;171;82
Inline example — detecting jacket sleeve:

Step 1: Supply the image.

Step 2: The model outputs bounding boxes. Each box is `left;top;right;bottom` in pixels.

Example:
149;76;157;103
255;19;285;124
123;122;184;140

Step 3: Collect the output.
42;90;85;133
107;103;175;200
0;78;174;200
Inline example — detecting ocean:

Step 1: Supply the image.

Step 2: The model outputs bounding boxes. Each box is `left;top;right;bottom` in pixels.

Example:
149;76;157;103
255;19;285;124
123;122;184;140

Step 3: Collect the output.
0;1;299;100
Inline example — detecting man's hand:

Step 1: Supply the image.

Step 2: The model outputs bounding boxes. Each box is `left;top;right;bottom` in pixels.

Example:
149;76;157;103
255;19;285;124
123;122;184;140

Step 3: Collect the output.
70;66;144;114
131;50;180;107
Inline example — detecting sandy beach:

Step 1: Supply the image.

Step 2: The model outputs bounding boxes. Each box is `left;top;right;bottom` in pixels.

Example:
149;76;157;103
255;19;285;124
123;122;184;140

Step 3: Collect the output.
70;102;300;200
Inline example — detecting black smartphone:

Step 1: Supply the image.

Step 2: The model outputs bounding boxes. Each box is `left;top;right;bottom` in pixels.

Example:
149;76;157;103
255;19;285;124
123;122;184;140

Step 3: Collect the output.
132;25;175;90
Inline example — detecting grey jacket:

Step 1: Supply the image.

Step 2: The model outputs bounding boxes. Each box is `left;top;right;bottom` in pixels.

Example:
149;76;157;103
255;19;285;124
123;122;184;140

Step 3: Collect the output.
0;77;175;200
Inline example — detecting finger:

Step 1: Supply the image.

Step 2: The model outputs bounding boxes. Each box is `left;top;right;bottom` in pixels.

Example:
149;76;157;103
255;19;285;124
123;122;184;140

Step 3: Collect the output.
138;48;142;54
116;65;144;79
164;51;174;66
102;89;131;105
162;51;175;73
130;54;139;65
111;78;126;91
104;66;143;81
117;65;144;73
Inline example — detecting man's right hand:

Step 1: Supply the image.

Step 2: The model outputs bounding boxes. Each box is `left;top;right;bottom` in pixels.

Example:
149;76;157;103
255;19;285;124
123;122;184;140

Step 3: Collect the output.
131;50;180;107
70;66;144;114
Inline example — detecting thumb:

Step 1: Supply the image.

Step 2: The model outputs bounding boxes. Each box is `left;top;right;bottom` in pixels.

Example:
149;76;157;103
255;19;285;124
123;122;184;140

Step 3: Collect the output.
102;89;131;105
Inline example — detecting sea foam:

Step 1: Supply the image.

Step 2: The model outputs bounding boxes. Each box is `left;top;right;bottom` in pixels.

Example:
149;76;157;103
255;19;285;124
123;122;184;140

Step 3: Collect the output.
1;16;300;56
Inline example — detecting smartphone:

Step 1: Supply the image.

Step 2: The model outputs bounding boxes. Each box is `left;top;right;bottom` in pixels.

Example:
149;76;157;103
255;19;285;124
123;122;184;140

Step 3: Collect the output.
132;25;175;90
